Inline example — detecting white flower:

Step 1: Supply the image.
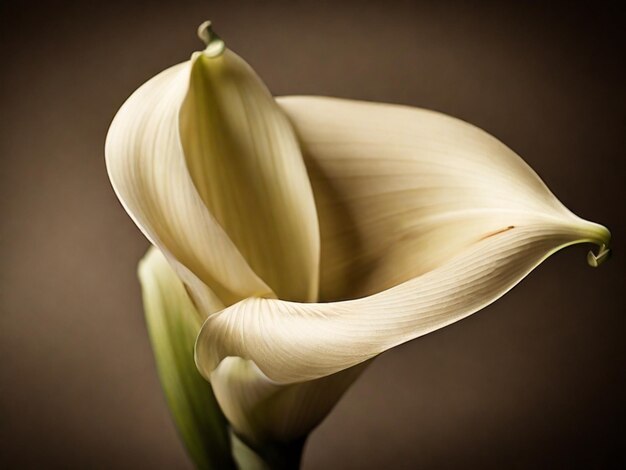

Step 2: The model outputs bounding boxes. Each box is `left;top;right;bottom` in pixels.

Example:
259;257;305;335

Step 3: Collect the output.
105;22;610;467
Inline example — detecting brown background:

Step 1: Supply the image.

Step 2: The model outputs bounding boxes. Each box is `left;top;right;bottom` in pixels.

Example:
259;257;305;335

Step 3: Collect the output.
1;1;624;468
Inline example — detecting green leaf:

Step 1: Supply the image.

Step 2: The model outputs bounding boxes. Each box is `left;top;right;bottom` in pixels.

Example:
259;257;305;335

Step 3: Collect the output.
138;247;235;469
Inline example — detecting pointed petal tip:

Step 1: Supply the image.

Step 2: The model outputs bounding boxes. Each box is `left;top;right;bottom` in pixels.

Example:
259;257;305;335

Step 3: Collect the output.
587;244;611;267
197;20;225;57
575;219;611;268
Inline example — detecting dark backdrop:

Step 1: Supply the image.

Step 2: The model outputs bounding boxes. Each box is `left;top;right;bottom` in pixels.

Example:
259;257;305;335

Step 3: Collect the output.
1;1;624;468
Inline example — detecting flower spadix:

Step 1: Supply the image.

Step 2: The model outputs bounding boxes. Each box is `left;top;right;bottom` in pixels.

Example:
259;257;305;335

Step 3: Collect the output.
106;21;610;465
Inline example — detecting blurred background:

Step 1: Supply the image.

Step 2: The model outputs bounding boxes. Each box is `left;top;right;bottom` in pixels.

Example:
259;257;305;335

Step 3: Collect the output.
1;1;624;468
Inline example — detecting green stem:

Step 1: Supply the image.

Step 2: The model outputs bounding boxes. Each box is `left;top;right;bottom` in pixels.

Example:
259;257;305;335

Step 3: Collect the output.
230;430;306;470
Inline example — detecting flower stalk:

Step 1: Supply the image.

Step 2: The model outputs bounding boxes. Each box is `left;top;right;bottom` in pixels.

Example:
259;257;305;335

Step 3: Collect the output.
230;431;306;470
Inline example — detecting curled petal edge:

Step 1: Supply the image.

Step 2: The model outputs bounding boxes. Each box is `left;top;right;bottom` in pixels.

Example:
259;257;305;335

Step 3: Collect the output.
196;218;610;385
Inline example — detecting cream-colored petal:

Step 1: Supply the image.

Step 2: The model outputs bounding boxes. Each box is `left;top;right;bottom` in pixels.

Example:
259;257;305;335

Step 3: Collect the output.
142;250;361;447
106;62;271;306
180;51;320;303
210;358;365;446
196;217;610;384
140;247;361;446
138;247;234;469
278;96;587;301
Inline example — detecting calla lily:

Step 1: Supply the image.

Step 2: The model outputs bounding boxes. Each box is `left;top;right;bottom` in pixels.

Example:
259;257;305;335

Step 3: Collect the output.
106;22;610;468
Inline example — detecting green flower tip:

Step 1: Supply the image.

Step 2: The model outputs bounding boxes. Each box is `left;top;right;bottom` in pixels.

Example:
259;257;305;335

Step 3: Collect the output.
587;244;611;267
197;20;225;58
577;222;611;268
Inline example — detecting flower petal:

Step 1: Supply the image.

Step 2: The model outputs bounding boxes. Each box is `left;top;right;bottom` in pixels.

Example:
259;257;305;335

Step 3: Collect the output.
210;357;365;445
106;62;271;306
278;96;591;301
138;247;235;469
141;250;361;446
180;52;320;302
196;202;610;384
